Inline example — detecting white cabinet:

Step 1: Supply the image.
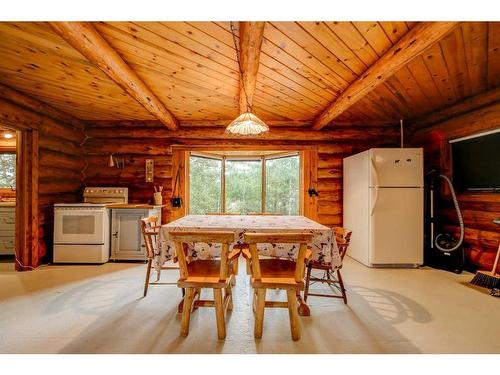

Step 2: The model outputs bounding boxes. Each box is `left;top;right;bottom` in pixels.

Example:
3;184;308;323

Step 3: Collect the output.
110;207;161;261
0;206;15;255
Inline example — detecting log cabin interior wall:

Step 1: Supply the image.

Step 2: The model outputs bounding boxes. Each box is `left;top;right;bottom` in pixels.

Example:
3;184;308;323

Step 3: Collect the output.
0;21;498;269
83;122;399;227
0;86;85;268
409;97;500;272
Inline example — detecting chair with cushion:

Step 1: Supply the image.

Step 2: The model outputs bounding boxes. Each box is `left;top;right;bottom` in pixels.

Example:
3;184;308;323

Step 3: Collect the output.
169;231;240;340
304;227;352;304
243;232;313;341
140;216;178;297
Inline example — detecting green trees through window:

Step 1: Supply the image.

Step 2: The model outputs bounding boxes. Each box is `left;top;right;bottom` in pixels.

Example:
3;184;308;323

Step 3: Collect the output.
225;160;262;214
189;153;299;215
189;155;221;215
265;155;299;215
0;153;16;189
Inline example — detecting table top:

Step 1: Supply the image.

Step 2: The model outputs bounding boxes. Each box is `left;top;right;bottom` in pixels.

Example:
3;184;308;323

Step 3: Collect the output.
158;215;340;268
162;215;330;232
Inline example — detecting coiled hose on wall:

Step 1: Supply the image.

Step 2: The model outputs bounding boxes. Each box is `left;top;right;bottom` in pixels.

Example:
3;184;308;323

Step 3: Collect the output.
434;174;465;252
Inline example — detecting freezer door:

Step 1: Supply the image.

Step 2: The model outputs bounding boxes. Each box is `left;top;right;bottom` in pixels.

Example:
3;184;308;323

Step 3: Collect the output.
370;148;423;187
369;187;423;266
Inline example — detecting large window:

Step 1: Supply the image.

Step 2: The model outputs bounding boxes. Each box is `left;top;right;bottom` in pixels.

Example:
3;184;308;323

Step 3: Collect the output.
189;152;300;215
0;153;16;189
189;155;222;215
265;155;299;215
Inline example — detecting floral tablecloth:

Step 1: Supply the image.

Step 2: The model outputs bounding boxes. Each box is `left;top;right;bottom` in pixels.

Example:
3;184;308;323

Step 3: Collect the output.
155;215;341;275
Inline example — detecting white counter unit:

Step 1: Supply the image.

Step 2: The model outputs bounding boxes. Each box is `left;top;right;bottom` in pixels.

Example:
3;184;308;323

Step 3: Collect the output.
0;206;15;255
110;206;161;261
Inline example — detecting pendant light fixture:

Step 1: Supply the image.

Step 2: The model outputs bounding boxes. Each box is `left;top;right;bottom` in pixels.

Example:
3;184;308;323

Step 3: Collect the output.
226;22;269;136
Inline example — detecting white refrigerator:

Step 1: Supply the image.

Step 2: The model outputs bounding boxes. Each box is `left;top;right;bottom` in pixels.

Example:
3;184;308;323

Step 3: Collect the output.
343;148;423;268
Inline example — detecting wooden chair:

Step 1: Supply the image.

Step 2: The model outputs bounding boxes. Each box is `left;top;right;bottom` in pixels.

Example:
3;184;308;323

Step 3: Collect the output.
304;227;352;304
169;231;240;340
140;216;179;297
243;232;313;341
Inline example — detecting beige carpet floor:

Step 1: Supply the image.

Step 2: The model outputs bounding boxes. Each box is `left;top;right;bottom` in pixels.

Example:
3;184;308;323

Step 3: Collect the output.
0;256;498;354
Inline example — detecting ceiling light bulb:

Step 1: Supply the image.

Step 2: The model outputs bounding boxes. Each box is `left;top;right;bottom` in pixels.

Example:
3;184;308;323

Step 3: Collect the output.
3;132;13;139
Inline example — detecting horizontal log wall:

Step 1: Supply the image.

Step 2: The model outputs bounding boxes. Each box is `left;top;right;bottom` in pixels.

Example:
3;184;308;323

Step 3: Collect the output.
38;119;85;259
0;95;85;263
410;101;500;272
84;123;399;226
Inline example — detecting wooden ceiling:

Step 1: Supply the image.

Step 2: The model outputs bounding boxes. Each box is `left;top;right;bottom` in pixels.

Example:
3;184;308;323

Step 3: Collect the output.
0;21;498;129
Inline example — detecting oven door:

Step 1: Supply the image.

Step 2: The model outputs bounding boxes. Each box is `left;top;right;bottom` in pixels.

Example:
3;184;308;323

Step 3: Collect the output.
54;207;106;244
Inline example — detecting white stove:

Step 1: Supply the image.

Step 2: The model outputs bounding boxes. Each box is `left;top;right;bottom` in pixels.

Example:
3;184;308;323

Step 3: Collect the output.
53;187;128;264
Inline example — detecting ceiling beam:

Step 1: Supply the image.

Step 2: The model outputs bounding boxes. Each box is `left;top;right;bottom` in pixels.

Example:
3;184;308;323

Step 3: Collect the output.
412;101;500;141
409;86;500;131
312;22;460;130
49;22;178;131
238;22;266;113
0;82;86;129
85;124;399;142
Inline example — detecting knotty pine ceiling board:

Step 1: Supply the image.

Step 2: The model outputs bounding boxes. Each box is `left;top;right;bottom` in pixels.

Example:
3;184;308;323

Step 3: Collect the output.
0;22;153;121
328;22;496;128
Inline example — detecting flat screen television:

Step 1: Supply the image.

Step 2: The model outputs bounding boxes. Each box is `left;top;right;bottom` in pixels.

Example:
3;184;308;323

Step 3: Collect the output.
450;129;500;192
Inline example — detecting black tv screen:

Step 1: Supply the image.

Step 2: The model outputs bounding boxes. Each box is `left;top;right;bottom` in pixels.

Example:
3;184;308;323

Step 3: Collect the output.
451;130;500;192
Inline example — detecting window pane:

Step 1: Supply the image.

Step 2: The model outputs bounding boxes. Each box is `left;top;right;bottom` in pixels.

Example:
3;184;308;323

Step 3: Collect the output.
225;160;262;214
265;155;299;215
189;156;222;214
0;154;16;189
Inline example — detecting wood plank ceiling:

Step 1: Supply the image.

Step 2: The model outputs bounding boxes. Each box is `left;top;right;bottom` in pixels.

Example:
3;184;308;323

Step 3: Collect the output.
0;21;498;129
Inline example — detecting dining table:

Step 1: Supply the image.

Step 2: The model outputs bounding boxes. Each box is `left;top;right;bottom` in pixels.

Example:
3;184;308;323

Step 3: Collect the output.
155;214;341;316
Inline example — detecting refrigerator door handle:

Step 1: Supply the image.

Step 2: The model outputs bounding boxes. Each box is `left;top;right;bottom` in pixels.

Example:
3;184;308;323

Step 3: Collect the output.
371;158;379;216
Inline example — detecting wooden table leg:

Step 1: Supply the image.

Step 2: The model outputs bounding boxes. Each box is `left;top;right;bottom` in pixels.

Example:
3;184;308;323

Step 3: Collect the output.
296;290;310;316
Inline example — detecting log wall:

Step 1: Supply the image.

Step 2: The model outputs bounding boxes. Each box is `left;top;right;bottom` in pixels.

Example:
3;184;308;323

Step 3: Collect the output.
84;123;399;227
38;119;85;259
410;102;500;272
0;95;85;263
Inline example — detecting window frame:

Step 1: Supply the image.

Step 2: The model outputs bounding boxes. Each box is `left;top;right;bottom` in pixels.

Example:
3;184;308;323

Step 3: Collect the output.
187;151;301;215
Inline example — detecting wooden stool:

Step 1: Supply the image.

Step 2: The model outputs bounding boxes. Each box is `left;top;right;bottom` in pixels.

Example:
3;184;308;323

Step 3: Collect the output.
244;232;313;341
170;231;240;340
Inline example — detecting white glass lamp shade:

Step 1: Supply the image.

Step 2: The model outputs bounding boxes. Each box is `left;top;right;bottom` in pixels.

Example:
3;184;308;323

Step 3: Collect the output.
225;112;269;136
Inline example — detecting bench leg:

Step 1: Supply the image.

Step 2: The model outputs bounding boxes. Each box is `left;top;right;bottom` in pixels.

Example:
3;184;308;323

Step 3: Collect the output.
180;287;195;337
304;265;312;302
287;289;300;341
254;288;266;339
214;288;226;340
